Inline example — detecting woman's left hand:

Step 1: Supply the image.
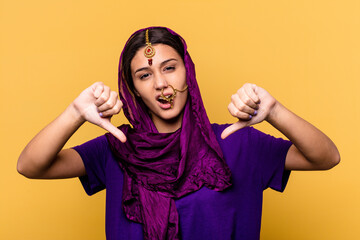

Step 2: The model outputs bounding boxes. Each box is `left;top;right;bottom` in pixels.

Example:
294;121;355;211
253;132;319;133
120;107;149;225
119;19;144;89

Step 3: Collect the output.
221;83;277;139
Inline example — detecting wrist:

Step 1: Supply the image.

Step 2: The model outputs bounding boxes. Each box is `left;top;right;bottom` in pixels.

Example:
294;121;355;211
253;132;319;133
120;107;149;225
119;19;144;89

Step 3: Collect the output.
266;101;284;126
66;103;86;126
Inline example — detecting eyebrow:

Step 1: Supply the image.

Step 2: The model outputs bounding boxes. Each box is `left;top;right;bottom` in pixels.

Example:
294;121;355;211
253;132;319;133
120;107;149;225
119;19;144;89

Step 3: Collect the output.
134;58;178;74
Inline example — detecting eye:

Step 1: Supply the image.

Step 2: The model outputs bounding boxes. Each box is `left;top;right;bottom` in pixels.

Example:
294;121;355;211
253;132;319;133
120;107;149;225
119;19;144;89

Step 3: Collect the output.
164;66;175;72
139;73;150;80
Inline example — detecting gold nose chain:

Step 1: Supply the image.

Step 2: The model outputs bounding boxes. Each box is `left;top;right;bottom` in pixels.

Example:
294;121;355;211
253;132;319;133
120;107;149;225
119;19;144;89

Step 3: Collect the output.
144;30;188;108
160;85;188;108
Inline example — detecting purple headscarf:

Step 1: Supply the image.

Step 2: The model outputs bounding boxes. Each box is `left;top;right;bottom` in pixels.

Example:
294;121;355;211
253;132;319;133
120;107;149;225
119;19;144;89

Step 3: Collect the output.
105;27;232;240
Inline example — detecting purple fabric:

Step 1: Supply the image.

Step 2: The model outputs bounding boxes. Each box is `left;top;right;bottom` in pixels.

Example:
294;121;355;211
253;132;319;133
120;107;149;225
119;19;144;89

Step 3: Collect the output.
105;27;231;239
74;124;292;240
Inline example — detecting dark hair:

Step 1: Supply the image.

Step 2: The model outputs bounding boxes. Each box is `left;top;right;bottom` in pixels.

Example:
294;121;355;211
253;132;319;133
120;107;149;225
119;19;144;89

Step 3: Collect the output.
121;27;185;92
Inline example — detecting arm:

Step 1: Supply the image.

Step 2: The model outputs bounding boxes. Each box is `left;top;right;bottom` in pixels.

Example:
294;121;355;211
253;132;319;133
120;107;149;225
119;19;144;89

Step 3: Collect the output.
17;82;126;179
17;105;85;179
221;83;340;171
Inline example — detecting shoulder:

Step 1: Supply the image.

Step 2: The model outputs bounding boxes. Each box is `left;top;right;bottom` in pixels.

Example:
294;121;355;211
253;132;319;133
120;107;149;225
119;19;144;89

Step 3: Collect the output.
210;123;291;158
72;134;113;167
211;123;258;144
211;123;288;145
73;135;109;154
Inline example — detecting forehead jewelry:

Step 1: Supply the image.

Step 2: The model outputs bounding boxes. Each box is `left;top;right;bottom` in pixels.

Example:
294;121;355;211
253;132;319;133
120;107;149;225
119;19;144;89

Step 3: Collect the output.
144;29;155;66
160;85;188;109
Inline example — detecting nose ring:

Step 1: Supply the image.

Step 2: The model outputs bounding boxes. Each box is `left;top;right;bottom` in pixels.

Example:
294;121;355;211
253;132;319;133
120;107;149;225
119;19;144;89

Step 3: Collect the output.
160;85;188;108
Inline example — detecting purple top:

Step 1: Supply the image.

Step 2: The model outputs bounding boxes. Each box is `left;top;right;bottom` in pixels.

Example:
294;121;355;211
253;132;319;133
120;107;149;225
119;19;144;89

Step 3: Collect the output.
74;124;292;240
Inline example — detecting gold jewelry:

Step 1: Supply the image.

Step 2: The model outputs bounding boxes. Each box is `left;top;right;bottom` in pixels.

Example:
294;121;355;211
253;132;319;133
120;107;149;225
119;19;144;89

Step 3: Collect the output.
160;85;188;108
144;29;155;66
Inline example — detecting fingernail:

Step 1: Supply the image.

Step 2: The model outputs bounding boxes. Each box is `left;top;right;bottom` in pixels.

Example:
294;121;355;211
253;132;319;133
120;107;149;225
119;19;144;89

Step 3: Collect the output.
254;110;258;115
249;115;252;119
99;112;103;117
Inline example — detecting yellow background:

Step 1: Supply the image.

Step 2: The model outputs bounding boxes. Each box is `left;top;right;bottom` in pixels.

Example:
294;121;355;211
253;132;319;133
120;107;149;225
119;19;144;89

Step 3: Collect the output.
1;0;359;239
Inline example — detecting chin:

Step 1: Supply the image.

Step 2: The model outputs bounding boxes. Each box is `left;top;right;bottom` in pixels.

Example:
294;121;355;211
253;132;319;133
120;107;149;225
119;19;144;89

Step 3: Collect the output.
160;109;183;121
150;107;184;126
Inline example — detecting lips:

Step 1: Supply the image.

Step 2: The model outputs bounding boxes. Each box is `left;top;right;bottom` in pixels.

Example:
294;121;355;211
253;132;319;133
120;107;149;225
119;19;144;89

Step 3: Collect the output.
156;93;173;109
156;92;173;101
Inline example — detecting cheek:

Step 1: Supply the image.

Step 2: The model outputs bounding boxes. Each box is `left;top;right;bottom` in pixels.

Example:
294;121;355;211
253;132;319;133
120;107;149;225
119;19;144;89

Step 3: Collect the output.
133;80;149;97
132;84;141;97
179;68;187;86
171;68;187;87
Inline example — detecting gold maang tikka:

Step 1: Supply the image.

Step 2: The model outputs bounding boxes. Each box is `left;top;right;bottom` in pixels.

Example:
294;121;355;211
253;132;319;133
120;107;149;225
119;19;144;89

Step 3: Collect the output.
144;29;155;66
160;85;188;108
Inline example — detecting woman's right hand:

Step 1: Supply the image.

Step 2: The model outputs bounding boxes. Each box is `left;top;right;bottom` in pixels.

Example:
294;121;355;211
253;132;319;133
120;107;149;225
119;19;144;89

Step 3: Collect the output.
18;82;126;179
72;82;127;142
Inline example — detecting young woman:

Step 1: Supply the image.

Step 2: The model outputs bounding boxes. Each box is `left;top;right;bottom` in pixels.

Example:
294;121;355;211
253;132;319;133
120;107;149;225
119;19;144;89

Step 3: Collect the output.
17;27;340;240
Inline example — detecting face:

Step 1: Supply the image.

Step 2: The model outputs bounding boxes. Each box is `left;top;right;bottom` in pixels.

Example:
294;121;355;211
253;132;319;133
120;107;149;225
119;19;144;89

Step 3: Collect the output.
130;44;188;132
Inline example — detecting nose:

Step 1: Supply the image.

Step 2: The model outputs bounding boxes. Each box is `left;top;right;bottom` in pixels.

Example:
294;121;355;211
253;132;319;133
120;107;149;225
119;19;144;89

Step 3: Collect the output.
154;73;168;90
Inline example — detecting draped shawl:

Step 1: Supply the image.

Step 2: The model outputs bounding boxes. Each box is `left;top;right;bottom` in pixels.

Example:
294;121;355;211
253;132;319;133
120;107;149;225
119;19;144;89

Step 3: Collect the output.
105;27;232;240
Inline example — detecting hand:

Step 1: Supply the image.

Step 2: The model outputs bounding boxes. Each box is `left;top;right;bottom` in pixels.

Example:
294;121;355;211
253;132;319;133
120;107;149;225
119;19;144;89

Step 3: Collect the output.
71;82;127;142
221;83;277;139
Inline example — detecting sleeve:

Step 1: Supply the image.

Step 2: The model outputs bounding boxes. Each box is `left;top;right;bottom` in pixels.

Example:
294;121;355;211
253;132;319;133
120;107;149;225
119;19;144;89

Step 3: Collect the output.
249;127;292;192
72;135;109;196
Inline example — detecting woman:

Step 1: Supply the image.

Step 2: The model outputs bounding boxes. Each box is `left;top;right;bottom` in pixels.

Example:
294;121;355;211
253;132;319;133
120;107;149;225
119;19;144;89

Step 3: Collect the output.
17;27;340;240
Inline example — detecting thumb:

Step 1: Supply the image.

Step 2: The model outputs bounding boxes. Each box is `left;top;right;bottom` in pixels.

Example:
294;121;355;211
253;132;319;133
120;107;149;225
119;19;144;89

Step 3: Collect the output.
100;120;127;143
221;121;247;140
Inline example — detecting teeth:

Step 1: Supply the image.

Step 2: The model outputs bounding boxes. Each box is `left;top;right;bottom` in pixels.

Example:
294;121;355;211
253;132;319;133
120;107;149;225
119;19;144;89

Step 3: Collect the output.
158;95;172;100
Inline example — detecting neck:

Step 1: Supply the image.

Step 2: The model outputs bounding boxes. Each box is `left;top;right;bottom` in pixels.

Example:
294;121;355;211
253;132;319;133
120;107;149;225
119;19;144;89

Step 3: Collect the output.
151;112;184;133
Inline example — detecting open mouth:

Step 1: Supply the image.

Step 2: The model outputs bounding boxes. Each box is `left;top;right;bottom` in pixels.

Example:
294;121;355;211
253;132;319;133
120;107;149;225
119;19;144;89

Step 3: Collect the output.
156;85;187;109
157;94;174;109
157;97;169;104
157;94;173;103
